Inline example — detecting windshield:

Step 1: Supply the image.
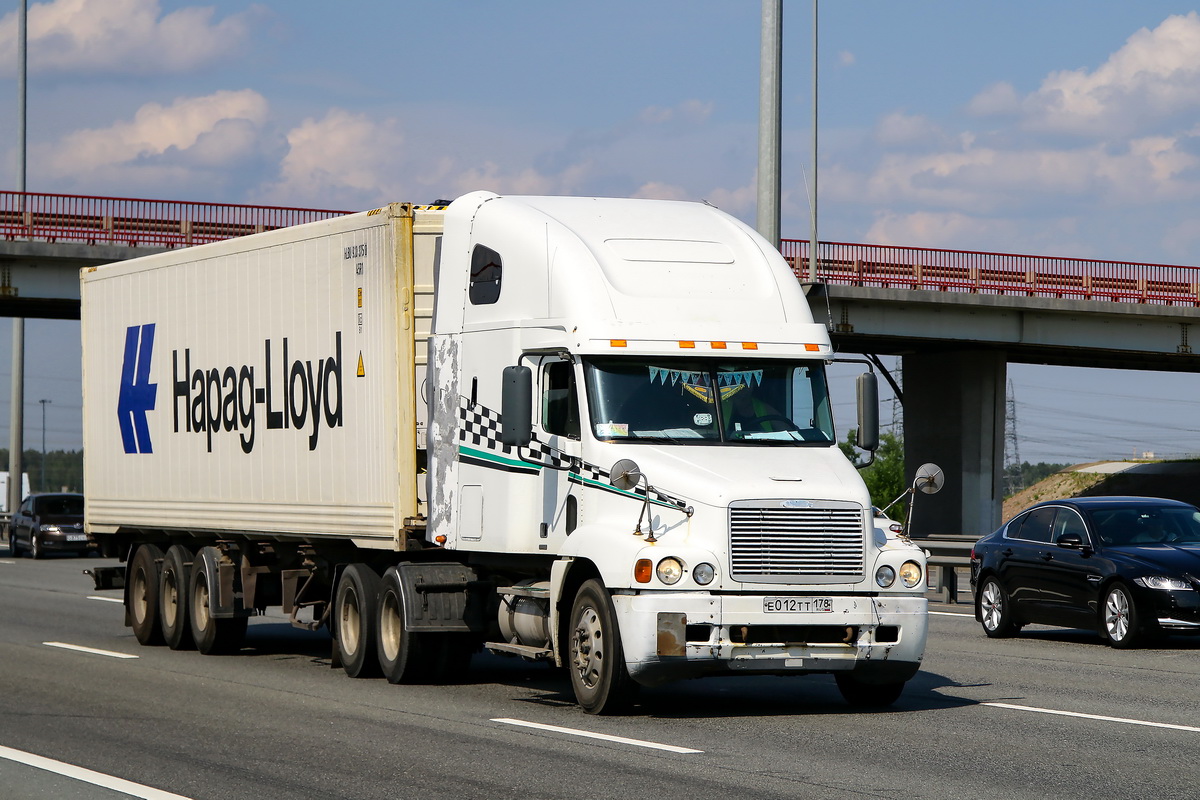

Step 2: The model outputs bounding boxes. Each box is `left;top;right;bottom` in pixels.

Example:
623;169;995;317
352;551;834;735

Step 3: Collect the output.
1087;505;1200;546
584;357;835;445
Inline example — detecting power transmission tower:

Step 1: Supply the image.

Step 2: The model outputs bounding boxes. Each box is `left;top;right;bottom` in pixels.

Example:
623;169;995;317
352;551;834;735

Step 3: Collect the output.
1004;379;1022;494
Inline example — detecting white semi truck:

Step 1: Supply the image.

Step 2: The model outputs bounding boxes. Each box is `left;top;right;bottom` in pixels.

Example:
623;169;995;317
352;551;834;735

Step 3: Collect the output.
81;192;931;713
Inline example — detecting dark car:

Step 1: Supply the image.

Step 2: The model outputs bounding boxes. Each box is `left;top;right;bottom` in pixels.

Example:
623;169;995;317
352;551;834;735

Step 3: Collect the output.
8;493;91;559
971;496;1200;648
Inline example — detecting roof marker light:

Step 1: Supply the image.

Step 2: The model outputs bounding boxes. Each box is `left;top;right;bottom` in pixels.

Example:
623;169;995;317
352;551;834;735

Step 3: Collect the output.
742;342;759;350
610;339;628;348
678;341;695;349
710;341;727;349
805;344;820;352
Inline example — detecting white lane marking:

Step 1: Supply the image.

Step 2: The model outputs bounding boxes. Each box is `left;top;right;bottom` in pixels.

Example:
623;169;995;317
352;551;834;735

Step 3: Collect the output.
87;595;124;604
0;559;15;565
43;641;138;660
493;718;703;754
986;702;1200;733
0;744;192;799
929;611;973;617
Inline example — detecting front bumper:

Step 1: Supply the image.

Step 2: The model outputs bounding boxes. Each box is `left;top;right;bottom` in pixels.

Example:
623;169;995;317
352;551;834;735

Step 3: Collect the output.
612;591;927;687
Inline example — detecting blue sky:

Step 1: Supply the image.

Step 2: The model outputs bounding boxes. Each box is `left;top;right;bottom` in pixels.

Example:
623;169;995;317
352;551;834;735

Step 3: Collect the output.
2;0;1200;465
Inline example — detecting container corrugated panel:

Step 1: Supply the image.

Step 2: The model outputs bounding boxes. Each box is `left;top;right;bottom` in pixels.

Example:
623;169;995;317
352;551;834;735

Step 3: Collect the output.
81;203;441;548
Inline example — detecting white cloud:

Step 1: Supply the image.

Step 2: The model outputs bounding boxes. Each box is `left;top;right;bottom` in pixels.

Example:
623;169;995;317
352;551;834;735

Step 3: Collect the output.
1020;12;1200;136
863;210;1013;249
968;82;1021;117
838;50;855;67
35;90;269;189
874;112;945;148
638;100;714;126
0;0;260;76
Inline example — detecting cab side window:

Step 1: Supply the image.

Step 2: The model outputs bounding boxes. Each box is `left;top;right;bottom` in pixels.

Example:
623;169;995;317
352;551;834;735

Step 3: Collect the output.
468;245;502;305
542;361;579;438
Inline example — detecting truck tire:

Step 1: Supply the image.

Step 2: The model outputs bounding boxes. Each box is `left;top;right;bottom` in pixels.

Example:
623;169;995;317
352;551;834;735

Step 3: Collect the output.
159;545;194;650
567;579;637;714
335;564;382;678
835;673;906;707
377;566;427;683
129;544;165;646
188;546;247;655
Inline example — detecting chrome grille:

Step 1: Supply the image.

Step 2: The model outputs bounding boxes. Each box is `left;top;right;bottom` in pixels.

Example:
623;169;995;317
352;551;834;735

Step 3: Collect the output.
729;501;865;582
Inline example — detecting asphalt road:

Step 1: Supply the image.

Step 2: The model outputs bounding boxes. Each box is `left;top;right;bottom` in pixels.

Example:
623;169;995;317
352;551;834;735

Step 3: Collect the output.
1;551;1197;800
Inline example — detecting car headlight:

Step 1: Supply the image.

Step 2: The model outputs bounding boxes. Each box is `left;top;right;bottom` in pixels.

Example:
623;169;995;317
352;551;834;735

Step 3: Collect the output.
39;524;61;533
656;557;684;585
692;562;716;585
899;561;923;588
875;565;896;588
1134;575;1191;591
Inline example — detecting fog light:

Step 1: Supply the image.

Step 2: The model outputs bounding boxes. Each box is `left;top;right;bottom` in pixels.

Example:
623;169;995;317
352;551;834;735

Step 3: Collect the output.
656;557;684;585
875;565;896;588
693;562;715;585
899;561;922;588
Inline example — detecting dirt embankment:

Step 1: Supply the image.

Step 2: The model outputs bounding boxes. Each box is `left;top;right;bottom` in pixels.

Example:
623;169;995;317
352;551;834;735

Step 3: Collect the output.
1002;460;1200;520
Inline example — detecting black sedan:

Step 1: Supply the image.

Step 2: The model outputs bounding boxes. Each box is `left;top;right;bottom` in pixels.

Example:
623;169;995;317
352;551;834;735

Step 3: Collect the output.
971;496;1200;648
8;492;91;558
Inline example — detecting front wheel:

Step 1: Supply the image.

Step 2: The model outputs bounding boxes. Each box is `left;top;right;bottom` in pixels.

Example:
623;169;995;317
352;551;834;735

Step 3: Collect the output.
30;533;43;560
835;673;905;707
567;579;637;714
978;577;1018;638
1102;583;1144;649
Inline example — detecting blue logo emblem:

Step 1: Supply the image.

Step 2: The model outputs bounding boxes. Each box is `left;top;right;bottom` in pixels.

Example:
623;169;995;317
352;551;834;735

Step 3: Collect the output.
118;324;158;454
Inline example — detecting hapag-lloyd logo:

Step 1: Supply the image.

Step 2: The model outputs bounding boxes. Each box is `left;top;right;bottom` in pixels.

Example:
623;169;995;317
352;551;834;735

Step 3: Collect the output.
117;324;344;455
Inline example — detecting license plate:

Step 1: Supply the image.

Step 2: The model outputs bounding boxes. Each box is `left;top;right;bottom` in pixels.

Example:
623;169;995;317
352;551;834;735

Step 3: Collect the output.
66;534;88;542
763;597;833;613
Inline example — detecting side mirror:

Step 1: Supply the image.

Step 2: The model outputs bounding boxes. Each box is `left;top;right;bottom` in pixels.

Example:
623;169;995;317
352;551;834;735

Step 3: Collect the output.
500;365;532;446
855;372;879;452
1057;533;1085;549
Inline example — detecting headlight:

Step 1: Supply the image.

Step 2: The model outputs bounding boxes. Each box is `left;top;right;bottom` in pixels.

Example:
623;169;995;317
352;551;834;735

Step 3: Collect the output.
39;524;61;533
875;565;896;588
1134;575;1191;591
656;557;684;585
693;562;716;585
899;561;923;588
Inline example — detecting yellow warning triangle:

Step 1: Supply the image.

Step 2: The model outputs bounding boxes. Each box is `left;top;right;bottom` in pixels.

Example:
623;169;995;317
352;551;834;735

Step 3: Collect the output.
357;352;365;377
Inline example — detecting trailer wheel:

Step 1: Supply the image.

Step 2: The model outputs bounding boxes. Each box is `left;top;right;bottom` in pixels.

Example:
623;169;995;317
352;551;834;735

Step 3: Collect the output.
188;546;247;655
129;544;165;646
335;564;382;678
568;579;637;714
159;545;194;650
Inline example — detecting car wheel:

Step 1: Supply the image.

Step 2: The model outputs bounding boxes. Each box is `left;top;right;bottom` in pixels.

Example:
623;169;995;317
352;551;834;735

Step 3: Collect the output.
1102;583;1143;649
8;530;20;558
30;533;43;560
978;577;1018;638
835;673;906;707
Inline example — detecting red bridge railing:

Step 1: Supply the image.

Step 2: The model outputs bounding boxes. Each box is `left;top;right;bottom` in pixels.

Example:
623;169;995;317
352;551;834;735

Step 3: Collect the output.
781;239;1200;307
1;191;349;248
4;192;1198;307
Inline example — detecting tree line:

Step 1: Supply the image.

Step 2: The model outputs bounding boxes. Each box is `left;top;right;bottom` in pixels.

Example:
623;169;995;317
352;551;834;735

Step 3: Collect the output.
0;449;84;494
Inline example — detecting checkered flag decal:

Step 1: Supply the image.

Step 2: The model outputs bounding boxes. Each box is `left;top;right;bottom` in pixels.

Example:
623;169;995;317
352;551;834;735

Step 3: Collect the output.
456;397;688;510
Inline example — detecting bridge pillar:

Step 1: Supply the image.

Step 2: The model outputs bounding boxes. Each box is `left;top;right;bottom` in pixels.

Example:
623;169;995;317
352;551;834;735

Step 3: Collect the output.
902;350;1006;538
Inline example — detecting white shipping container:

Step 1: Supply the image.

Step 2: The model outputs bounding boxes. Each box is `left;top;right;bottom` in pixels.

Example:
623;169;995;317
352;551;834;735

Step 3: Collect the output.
82;203;441;549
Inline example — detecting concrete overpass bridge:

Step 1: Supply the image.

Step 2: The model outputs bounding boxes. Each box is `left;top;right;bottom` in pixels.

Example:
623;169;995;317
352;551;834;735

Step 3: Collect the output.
5;190;1200;537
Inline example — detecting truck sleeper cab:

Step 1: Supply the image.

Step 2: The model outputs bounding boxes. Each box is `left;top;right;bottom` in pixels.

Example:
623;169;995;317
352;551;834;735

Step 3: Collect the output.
81;192;928;715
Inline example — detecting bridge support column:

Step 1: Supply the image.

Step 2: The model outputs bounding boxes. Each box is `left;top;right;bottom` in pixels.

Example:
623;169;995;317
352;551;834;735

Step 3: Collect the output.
902;350;1006;538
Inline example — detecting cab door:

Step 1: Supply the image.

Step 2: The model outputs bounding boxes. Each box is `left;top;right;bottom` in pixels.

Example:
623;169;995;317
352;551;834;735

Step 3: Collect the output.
536;357;582;541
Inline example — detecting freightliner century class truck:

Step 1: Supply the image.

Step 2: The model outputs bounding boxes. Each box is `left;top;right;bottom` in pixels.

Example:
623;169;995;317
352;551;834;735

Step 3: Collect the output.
81;192;930;713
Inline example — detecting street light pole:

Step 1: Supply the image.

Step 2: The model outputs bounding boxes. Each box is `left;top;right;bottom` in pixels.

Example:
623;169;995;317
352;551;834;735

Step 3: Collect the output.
9;0;28;515
39;399;49;491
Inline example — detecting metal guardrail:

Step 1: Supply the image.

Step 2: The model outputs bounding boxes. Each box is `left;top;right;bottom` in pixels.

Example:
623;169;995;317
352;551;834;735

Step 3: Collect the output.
1;190;349;248
919;534;976;604
782;239;1200;306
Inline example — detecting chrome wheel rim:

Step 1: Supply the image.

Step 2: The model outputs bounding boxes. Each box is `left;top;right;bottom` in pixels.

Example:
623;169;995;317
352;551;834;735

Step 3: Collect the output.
340;587;361;655
162;569;179;628
1105;589;1130;641
572;604;604;690
193;574;210;630
981;581;1003;630
380;591;401;662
